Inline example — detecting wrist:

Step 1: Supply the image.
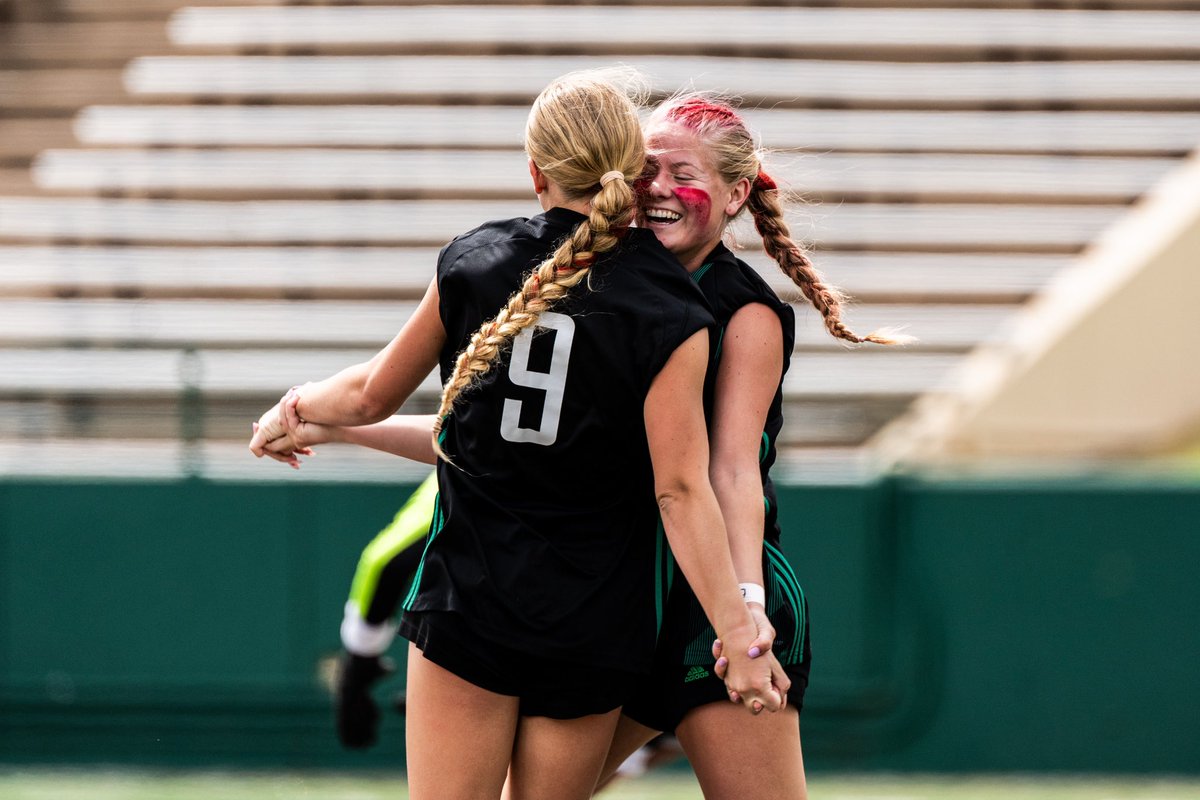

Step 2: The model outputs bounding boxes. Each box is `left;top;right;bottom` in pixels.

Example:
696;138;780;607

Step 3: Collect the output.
717;617;757;648
739;582;766;607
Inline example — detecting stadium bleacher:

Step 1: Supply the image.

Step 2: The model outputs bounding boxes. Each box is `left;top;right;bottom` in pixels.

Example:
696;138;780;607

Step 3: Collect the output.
1;0;1199;481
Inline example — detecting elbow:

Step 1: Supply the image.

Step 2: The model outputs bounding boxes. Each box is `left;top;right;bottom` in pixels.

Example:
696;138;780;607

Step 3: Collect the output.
655;475;703;516
709;458;760;498
355;389;393;425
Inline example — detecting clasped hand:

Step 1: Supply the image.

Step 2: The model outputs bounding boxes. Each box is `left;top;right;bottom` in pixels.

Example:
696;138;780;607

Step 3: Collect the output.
713;604;790;715
248;389;325;469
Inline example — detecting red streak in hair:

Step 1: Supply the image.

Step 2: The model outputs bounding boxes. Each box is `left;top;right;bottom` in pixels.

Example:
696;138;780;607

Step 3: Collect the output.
667;99;742;130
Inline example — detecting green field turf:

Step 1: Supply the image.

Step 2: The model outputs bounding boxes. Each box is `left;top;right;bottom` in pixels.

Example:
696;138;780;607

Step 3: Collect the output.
2;770;1200;800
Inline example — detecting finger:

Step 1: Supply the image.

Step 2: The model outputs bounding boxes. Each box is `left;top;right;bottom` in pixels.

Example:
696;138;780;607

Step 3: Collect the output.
249;423;266;456
284;395;303;433
713;656;728;680
265;436;294;454
744;690;780;715
747;606;776;658
262;448;299;467
728;690;741;704
748;631;774;659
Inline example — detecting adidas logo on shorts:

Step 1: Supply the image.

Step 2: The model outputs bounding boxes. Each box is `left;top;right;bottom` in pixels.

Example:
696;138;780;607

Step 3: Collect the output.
684;665;709;683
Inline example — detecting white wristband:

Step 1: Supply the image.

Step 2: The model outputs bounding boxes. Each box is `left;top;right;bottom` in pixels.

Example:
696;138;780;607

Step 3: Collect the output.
739;582;766;606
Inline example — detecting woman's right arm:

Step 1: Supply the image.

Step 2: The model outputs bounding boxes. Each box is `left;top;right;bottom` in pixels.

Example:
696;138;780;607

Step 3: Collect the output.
249;277;446;456
267;401;438;466
644;328;782;714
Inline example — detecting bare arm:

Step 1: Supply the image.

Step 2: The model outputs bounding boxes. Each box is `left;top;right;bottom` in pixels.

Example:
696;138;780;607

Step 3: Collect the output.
645;328;781;714
268;400;438;466
709;303;783;591
249;277;445;456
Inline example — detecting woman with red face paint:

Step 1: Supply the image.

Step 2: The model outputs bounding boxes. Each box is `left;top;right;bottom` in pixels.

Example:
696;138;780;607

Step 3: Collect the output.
248;73;786;800
601;95;907;800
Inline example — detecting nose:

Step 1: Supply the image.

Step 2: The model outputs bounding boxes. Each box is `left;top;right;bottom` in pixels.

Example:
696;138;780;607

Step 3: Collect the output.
647;170;671;199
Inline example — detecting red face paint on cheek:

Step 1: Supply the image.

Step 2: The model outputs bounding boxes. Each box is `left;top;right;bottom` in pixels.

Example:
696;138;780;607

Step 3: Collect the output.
674;187;711;219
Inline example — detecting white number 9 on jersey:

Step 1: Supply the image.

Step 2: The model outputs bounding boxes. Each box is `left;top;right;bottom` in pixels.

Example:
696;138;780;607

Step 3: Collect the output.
500;311;576;446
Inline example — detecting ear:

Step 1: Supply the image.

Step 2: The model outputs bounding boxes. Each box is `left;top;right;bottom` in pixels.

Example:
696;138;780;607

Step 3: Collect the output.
725;176;751;217
528;159;548;195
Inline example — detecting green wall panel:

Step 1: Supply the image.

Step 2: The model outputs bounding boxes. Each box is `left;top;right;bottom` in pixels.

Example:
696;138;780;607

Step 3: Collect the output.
1;476;1197;773
872;479;1200;773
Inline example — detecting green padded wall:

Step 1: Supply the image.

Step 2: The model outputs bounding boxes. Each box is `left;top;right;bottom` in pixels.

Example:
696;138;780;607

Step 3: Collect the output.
1;476;1197;772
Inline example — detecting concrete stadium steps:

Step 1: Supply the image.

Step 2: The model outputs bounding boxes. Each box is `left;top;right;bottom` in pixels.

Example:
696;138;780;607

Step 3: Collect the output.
122;56;1200;111
0;434;881;484
0;68;126;113
3;1;1199;475
69;105;1200;157
0;298;1012;352
32;1;1200;24
0;437;438;483
0;119;78;163
0;394;904;449
166;6;1200;60
0;197;1125;252
29;149;1178;204
0;20;172;67
0;246;1070;304
0;346;959;446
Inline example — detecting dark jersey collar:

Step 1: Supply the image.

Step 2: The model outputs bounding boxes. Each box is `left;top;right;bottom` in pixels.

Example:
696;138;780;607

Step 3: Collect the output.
541;206;588;229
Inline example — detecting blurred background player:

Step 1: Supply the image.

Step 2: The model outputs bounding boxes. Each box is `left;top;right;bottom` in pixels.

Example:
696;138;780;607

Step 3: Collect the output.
333;470;436;749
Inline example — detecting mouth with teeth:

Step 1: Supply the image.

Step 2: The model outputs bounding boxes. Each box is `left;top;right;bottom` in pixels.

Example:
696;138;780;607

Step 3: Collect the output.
644;207;682;224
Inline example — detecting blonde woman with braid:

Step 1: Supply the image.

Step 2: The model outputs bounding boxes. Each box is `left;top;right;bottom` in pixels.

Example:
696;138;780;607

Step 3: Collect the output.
248;72;784;800
592;95;907;800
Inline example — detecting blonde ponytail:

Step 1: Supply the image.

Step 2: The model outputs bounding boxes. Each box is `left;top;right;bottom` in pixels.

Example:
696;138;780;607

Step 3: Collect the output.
432;72;644;459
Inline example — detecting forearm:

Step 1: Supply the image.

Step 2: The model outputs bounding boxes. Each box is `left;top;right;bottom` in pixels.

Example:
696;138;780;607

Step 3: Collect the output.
295;276;445;427
292;362;386;428
658;481;756;644
337;415;438;464
710;465;766;588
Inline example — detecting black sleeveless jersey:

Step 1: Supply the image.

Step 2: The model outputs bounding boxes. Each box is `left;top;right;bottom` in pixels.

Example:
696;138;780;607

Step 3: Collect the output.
404;207;714;672
692;243;795;548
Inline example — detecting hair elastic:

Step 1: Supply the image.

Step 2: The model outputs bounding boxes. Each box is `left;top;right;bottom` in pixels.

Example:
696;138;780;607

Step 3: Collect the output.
753;171;777;192
599;170;625;186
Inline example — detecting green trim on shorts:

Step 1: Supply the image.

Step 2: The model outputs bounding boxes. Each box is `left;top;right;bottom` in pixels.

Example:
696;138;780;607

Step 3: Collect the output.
765;540;806;664
402;488;446;611
348;472;439;615
654;517;676;636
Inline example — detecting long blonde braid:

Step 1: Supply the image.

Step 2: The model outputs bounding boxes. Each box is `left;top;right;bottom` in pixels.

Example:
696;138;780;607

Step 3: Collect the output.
432;71;644;459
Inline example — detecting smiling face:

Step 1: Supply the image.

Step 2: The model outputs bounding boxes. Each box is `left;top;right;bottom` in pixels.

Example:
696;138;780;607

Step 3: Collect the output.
639;123;750;273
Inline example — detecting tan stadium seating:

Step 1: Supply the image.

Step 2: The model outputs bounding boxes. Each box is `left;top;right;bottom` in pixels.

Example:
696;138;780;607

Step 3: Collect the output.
1;0;1199;479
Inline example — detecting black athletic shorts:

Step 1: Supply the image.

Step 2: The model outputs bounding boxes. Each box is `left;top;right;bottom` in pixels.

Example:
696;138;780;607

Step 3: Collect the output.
399;610;640;719
623;542;811;733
